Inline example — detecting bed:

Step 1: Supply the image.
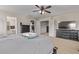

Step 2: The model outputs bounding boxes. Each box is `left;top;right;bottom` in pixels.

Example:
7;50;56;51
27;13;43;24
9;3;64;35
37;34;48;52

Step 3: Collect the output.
0;34;54;54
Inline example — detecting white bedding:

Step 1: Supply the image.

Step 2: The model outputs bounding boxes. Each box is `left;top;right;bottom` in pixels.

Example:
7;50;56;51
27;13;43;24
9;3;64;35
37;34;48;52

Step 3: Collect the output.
22;32;38;39
0;34;53;54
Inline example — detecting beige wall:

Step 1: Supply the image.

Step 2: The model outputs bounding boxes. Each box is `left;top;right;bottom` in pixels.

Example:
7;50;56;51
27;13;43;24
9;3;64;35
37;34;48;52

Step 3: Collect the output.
0;10;16;17
7;16;17;34
17;15;35;34
40;21;49;33
53;12;79;30
0;17;6;35
0;10;16;35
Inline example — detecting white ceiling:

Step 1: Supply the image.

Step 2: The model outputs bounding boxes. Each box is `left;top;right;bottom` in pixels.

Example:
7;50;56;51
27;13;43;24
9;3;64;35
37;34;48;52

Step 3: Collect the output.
0;5;79;16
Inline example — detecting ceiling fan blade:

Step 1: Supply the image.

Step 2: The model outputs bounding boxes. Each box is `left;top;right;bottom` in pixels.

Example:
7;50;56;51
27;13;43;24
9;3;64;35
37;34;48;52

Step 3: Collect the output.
32;10;40;12
45;10;51;13
45;5;52;9
35;5;40;8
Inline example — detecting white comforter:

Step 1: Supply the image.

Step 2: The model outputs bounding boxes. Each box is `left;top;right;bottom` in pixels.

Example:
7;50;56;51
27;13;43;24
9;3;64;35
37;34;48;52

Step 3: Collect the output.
0;34;53;54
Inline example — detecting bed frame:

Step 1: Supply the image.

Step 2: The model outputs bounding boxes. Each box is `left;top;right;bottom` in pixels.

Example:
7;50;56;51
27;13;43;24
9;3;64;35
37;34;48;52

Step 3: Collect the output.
20;22;30;33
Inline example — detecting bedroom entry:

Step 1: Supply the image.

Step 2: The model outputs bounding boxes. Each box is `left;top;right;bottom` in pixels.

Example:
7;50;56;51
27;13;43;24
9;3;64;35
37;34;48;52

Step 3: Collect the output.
40;21;49;35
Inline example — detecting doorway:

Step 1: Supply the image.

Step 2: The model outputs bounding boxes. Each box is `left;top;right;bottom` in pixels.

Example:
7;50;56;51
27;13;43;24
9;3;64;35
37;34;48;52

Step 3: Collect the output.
40;21;49;35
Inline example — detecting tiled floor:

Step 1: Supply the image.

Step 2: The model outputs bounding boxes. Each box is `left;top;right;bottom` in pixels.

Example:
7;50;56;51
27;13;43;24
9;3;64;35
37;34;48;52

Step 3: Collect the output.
50;37;79;54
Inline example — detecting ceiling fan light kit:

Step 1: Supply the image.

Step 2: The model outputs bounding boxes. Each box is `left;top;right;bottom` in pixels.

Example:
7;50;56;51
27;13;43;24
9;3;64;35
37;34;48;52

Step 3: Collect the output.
39;10;45;14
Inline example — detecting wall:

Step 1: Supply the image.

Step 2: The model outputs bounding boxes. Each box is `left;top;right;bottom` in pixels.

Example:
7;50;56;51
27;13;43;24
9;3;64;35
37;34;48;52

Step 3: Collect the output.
7;16;17;34
0;10;16;35
0;16;6;35
35;20;41;34
0;10;16;17
40;21;49;33
53;12;79;30
49;17;56;37
17;15;35;34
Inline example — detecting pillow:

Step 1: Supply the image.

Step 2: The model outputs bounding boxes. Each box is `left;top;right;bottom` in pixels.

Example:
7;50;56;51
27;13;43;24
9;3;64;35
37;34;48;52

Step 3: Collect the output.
22;32;38;39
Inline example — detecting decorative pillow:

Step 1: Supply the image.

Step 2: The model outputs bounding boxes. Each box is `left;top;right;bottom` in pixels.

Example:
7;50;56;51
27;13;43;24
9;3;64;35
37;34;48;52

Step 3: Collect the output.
22;32;38;39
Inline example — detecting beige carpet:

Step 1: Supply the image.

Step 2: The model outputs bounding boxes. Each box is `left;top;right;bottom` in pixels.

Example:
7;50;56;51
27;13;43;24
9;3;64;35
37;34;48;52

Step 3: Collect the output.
49;37;79;54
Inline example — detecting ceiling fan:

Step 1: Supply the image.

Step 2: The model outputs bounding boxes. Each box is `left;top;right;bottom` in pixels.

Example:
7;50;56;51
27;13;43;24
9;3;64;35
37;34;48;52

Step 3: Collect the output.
33;5;52;14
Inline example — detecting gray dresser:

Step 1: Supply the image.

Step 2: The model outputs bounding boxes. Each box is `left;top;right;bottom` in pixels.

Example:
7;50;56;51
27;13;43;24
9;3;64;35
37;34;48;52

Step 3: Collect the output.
56;29;79;41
